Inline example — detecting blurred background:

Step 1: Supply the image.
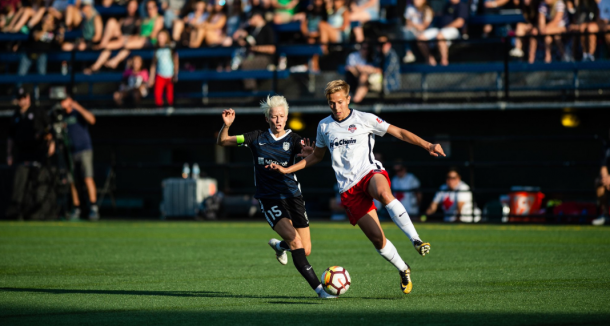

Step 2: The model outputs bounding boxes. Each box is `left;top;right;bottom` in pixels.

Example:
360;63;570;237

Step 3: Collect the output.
0;0;608;224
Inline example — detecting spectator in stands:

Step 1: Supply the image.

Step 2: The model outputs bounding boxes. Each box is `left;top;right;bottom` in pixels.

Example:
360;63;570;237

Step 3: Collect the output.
233;9;275;89
6;87;54;221
192;0;228;47
417;0;468;66
566;0;599;61
245;0;274;21
301;0;328;71
18;13;63;79
222;0;247;46
402;0;434;63
0;1;19;30
329;184;347;221
350;0;380;43
534;0;569;62
3;0;47;34
510;0;539;63
598;0;610;48
94;0;140;50
113;55;149;106
345;42;380;103
374;35;401;93
149;30;179;107
593;135;610;225
172;0;208;46
319;0;350;54
271;0;299;24
58;96;99;221
391;161;421;217
481;0;512;38
162;0;188;30
64;0;84;31
61;0;103;51
97;0;164;70
425;167;481;223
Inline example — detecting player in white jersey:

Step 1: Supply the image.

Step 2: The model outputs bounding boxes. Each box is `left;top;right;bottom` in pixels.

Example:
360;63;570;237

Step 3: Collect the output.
268;80;445;294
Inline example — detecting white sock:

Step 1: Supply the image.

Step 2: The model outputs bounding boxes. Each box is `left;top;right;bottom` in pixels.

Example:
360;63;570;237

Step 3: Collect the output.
385;199;420;243
377;239;409;272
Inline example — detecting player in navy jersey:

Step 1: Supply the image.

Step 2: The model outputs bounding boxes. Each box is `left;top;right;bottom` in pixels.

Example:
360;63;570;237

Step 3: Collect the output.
216;95;336;299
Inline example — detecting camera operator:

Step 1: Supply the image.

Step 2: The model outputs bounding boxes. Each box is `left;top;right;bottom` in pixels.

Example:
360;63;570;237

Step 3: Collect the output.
6;87;55;220
59;97;99;221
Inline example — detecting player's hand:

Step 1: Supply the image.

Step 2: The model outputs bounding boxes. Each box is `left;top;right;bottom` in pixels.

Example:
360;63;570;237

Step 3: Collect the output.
427;143;446;157
297;138;315;158
222;109;236;127
266;163;288;174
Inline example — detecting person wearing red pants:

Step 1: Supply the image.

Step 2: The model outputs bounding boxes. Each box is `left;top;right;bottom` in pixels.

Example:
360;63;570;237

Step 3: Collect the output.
149;30;178;107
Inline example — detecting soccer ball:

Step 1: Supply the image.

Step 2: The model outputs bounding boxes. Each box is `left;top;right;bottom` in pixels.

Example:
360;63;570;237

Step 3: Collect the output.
321;266;351;295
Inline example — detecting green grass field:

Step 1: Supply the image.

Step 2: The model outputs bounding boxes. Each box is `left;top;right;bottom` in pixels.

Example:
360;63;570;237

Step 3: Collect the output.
1;221;609;325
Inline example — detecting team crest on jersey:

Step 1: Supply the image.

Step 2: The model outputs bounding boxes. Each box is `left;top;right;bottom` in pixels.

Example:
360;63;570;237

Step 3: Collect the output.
376;118;383;124
283;142;290;151
348;124;357;133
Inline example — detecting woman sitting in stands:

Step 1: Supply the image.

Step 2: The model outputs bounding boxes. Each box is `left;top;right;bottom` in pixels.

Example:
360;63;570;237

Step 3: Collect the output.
172;0;208;46
535;0;570;62
510;0;539;63
3;0;47;34
93;0;141;50
401;0;434;63
93;0;164;71
149;30;179;107
61;0;103;51
271;0;299;24
301;0;328;71
113;55;149;107
320;0;351;53
350;0;380;43
191;0;228;48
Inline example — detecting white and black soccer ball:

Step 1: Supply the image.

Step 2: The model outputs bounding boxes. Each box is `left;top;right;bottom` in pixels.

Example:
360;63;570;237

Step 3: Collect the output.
321;266;351;295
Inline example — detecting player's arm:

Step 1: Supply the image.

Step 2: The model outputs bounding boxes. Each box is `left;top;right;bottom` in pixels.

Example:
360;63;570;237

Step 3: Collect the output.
268;145;326;174
217;109;239;147
386;125;446;157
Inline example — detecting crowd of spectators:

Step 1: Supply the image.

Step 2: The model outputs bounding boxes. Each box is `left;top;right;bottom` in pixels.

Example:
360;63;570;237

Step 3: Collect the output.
1;0;610;102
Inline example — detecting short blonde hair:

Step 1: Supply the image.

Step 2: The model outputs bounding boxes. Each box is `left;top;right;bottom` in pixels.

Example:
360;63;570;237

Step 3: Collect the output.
325;80;350;99
261;95;289;118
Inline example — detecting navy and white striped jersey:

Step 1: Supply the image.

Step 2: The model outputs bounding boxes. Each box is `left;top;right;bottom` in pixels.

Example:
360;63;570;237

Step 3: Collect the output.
240;129;304;199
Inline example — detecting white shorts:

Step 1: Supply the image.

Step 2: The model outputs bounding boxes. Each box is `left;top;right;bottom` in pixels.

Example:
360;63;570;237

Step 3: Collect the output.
421;27;460;41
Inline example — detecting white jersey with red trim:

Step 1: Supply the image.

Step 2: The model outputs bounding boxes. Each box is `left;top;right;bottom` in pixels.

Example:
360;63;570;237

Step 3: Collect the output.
315;109;390;193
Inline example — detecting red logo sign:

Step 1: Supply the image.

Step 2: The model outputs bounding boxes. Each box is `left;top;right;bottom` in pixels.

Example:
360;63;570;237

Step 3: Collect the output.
348;125;357;133
376;118;383;124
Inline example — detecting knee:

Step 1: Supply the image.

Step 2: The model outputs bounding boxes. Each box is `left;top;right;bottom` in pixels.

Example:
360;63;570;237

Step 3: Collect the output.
378;189;394;205
304;247;311;256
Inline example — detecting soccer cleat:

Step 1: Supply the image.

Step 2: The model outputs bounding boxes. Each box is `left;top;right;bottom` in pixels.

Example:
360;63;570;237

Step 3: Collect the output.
592;216;606;226
318;290;338;299
88;205;100;221
399;266;413;294
413;239;430;257
268;238;288;265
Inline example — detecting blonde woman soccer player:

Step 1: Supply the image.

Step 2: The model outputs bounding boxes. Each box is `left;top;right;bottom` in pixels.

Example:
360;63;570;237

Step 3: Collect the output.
268;80;445;294
217;95;337;299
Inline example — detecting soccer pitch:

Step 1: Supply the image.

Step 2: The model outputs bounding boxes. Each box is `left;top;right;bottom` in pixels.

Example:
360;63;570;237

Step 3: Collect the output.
1;222;609;325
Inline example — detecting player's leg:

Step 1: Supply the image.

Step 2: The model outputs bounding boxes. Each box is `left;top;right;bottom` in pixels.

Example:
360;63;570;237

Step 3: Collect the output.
366;173;430;256
271;217;334;298
356;211;413;294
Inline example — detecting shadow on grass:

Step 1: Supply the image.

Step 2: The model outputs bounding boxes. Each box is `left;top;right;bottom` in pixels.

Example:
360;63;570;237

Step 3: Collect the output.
0;287;314;300
1;308;609;326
